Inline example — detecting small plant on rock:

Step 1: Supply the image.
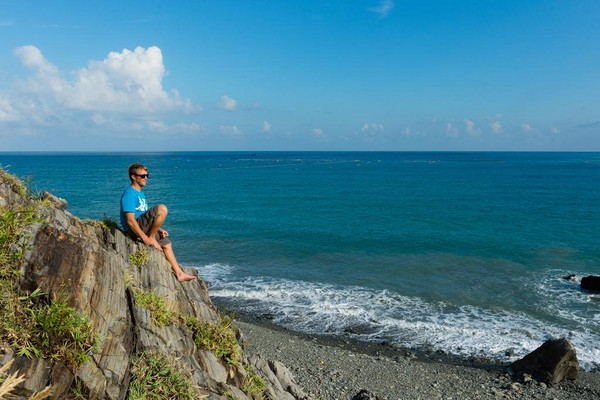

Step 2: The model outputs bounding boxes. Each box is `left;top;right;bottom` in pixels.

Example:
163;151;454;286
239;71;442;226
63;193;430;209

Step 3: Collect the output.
128;352;196;400
241;363;267;400
183;314;241;366
129;248;149;267
132;289;175;327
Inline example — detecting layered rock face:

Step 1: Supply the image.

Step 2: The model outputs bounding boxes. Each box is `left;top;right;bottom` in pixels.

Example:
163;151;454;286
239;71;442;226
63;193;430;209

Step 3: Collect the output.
0;174;307;399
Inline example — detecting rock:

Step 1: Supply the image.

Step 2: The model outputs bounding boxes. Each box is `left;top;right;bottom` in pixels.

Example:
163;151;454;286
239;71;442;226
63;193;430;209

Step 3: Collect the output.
0;170;307;399
511;338;579;385
581;275;600;292
562;274;576;281
352;389;381;400
40;191;68;209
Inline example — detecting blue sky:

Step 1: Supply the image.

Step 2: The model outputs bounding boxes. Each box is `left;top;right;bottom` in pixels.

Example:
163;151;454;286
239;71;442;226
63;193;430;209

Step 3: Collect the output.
0;1;599;151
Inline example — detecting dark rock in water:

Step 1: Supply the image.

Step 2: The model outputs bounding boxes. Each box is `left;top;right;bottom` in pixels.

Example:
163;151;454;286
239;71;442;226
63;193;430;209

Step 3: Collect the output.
511;338;579;385
581;275;600;292
352;389;382;400
562;274;576;282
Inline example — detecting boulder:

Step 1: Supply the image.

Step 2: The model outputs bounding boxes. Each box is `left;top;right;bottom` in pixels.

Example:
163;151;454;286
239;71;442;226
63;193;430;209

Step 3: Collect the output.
352;389;381;400
511;338;579;385
581;275;600;292
0;169;308;399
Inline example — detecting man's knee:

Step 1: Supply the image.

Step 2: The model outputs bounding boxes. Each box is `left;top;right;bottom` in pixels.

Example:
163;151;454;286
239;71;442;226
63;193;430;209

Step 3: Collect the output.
157;204;168;216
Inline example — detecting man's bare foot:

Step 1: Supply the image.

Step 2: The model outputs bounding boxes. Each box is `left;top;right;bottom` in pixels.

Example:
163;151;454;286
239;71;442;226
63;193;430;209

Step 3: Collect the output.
177;272;197;282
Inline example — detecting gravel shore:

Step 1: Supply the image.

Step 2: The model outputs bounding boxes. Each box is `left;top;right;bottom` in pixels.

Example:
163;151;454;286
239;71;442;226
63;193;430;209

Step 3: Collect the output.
235;317;600;400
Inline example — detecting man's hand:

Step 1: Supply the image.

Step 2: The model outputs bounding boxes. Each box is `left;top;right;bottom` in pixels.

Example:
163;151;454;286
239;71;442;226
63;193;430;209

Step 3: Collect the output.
159;229;169;238
144;236;163;252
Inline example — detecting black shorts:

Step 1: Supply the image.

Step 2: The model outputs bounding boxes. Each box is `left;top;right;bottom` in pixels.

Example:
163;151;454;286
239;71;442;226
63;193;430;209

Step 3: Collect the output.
130;206;172;247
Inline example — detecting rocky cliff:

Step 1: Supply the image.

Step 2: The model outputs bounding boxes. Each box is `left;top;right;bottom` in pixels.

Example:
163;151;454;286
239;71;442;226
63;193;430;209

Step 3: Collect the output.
0;168;307;400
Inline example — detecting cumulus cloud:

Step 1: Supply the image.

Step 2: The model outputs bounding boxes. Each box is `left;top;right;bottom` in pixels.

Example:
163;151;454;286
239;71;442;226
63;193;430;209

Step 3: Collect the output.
13;45;195;114
521;123;536;134
262;120;272;134
464;119;480;136
446;122;459;138
219;95;237;111
361;122;384;136
488;114;503;134
0;96;20;122
310;128;324;138
369;0;394;18
220;124;243;137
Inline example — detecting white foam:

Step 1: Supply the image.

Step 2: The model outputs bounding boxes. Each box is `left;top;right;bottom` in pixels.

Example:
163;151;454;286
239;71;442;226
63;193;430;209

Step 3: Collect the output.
196;265;600;371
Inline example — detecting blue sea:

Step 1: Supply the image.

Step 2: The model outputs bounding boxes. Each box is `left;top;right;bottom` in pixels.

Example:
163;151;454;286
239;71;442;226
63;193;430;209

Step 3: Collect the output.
2;152;599;370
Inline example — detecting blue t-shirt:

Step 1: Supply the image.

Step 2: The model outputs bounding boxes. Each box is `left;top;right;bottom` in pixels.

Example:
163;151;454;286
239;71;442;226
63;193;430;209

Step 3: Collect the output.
120;186;149;231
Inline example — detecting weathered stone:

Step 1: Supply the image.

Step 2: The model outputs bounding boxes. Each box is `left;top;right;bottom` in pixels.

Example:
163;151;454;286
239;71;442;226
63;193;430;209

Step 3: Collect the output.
511;338;579;385
0;171;306;399
581;275;600;292
352;389;381;400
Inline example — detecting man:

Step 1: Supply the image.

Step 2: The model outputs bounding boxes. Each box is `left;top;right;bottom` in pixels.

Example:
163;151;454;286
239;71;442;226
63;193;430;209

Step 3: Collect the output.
120;163;196;282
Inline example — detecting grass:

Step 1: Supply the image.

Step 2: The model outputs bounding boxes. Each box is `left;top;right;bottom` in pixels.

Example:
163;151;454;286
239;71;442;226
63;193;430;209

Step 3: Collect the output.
132;289;175;327
128;352;197;400
183;314;241;366
241;363;267;400
129;248;149;267
84;215;119;232
28;293;100;368
0;168;99;370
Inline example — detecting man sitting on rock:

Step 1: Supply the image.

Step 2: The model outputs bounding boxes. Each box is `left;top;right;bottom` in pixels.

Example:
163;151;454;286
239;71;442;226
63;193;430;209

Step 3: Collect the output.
120;163;196;282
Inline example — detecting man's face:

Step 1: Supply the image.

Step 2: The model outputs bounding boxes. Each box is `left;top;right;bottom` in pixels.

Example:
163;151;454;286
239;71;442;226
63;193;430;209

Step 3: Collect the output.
131;169;149;187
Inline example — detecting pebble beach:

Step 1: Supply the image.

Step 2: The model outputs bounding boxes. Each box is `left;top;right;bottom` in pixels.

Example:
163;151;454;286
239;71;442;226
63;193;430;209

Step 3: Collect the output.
235;318;600;400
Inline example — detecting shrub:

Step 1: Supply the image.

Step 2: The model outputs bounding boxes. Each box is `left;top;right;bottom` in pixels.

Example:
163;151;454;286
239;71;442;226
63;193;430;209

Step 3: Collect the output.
132;289;175;327
183;314;241;366
129;248;149;267
128;352;196;400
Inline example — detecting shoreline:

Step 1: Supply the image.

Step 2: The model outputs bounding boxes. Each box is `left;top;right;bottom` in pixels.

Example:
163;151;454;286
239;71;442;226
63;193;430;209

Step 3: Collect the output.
233;313;600;399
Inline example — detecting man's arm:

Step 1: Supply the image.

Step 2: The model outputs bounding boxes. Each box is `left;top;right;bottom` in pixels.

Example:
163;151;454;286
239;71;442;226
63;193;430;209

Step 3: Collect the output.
125;212;162;251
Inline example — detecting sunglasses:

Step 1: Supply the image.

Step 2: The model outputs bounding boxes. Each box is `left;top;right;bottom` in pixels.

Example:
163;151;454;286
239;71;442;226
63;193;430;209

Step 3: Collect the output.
134;174;150;179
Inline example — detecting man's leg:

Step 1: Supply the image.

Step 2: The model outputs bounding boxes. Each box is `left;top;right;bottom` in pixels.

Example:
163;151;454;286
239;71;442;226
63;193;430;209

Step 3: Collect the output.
162;243;196;282
147;204;168;241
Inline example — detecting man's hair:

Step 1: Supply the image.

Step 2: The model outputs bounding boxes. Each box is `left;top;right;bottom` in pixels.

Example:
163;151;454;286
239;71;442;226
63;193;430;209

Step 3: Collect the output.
128;163;147;182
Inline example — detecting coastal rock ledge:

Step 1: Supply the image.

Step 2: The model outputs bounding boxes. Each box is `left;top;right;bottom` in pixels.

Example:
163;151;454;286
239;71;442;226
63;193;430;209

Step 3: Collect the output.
0;169;308;399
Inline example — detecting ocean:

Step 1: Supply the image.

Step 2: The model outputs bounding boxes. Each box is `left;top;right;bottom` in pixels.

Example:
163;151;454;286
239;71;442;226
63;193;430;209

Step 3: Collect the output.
1;152;599;370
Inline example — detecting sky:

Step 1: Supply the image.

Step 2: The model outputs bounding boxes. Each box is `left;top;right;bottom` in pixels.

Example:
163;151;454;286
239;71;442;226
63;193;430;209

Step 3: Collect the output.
0;0;599;151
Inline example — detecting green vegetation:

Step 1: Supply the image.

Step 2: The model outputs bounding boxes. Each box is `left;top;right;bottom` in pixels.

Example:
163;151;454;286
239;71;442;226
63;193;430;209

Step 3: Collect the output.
0;166;28;197
132;289;175;327
0;169;99;370
85;215;119;232
241;363;267;400
183;314;241;366
128;352;196;400
129;248;150;266
28;294;100;367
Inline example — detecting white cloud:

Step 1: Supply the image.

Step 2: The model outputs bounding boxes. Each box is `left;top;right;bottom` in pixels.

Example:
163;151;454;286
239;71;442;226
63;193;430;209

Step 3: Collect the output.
220;124;243;137
0;95;20;122
361;122;384;136
13;45;195;114
402;127;411;136
0;21;13;27
262;120;272;133
446;122;459;138
521;123;536;134
550;126;560;134
464;119;480;136
369;0;394;18
311;128;324;138
91;113;107;125
219;95;237;111
488;114;503;134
